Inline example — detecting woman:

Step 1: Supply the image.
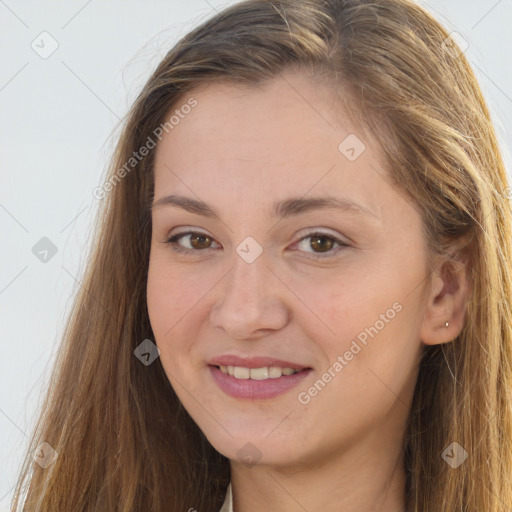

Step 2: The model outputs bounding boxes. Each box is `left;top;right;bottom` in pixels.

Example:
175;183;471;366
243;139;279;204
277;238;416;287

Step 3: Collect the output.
11;0;512;510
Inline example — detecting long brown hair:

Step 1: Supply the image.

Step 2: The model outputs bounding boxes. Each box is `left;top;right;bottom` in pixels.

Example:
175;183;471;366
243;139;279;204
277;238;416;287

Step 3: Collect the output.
12;0;512;510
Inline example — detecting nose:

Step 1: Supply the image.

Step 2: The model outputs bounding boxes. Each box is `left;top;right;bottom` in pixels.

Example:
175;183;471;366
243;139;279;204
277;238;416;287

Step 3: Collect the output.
209;250;290;340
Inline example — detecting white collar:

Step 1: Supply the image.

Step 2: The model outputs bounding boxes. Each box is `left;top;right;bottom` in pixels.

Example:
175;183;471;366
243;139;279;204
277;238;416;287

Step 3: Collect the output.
219;482;233;512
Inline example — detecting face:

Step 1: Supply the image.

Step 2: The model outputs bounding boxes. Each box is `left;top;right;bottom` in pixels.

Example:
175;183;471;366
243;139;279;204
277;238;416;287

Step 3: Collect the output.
147;71;430;469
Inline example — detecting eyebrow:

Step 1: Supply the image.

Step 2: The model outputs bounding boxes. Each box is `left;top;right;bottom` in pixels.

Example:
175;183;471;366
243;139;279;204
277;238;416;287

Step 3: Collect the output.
151;194;380;221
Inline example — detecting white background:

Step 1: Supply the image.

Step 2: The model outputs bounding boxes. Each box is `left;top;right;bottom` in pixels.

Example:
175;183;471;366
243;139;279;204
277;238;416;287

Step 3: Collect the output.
1;0;511;508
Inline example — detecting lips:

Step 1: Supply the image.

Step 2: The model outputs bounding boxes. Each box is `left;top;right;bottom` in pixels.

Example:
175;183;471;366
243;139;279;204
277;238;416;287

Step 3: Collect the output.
207;355;312;400
208;355;309;370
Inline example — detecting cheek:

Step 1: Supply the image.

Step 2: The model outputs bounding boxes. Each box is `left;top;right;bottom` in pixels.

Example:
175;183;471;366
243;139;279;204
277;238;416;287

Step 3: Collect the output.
293;270;393;347
295;263;422;375
147;255;202;336
146;262;173;339
146;254;218;375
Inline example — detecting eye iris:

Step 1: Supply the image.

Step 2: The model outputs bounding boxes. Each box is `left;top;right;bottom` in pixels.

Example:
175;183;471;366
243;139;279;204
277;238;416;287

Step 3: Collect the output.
190;233;211;249
310;235;333;253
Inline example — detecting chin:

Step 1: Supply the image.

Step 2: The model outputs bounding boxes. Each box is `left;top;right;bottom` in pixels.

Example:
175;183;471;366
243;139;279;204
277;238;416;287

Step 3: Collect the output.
203;428;302;468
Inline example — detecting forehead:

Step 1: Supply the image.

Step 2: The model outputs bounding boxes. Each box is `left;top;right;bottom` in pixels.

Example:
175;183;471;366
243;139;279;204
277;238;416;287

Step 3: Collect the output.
150;73;427;250
151;74;430;240
154;73;383;189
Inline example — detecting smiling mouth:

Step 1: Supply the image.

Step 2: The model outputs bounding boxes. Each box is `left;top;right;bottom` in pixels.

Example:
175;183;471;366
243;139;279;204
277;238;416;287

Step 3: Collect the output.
213;365;307;380
208;363;312;400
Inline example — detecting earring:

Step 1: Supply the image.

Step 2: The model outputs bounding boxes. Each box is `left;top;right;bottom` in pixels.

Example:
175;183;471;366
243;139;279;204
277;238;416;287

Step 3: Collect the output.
445;321;449;328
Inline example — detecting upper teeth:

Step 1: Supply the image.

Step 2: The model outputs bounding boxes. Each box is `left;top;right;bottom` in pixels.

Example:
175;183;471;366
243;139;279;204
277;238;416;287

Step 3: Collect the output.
220;365;299;380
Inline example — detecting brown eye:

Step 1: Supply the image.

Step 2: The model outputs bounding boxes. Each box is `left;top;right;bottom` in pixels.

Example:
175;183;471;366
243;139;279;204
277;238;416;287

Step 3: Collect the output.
309;235;334;253
189;233;212;249
294;231;348;259
165;231;219;254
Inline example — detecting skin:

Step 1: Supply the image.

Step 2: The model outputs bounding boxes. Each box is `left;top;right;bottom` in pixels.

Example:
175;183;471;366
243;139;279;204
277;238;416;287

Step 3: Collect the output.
147;70;469;512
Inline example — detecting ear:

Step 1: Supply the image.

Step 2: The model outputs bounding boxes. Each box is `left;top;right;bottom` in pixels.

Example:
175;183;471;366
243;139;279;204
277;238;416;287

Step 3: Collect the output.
421;246;471;346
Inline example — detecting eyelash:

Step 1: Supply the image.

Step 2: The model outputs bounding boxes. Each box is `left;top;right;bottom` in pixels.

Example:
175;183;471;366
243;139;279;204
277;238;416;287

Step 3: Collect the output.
164;230;349;260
